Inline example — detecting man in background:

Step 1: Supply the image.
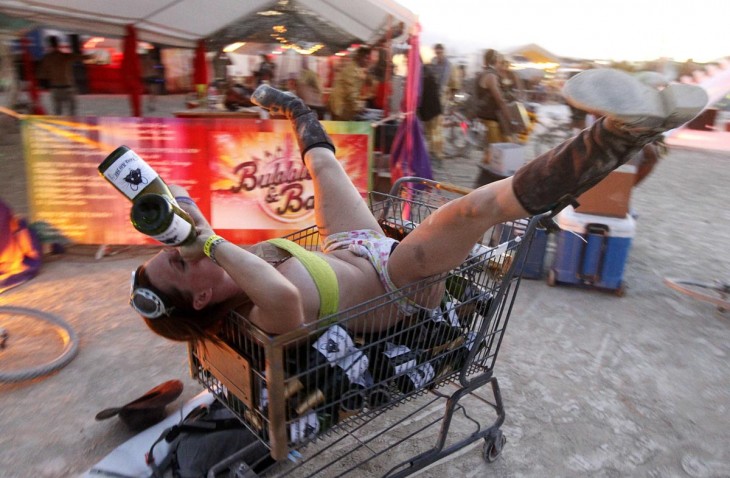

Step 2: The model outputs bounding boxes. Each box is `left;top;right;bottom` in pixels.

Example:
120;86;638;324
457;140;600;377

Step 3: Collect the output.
37;35;87;116
329;46;372;121
423;44;452;160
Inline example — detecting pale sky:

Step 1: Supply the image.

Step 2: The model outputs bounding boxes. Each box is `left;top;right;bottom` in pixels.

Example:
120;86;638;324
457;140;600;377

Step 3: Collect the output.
396;0;727;63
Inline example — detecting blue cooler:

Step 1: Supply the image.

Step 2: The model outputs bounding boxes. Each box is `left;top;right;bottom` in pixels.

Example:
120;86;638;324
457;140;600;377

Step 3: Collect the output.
549;206;635;292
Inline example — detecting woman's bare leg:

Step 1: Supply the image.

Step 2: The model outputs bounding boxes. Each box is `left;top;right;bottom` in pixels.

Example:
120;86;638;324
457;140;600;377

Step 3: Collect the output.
390;120;624;287
303;147;381;236
251;85;381;236
388;177;525;286
390;117;632;287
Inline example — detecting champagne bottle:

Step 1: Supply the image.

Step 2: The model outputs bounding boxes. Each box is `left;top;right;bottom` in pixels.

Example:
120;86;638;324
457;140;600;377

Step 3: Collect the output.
424;305;464;352
130;194;197;246
98;145;175;202
285;325;368;420
452;331;480;371
288;411;321;444
431;331;478;382
445;274;494;327
368;342;435;394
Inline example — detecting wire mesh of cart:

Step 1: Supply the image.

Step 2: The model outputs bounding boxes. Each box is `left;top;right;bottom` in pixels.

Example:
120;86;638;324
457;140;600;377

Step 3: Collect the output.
188;177;544;477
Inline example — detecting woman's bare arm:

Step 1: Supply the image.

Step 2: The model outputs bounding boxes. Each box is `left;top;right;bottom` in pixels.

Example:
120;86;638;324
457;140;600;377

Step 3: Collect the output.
169;185;305;333
212;241;305;334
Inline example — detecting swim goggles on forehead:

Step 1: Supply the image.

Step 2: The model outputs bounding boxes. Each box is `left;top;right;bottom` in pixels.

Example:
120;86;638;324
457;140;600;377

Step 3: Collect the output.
129;266;175;319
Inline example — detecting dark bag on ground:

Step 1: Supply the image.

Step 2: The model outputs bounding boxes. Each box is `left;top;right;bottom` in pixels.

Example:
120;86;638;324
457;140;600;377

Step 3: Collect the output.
147;399;272;478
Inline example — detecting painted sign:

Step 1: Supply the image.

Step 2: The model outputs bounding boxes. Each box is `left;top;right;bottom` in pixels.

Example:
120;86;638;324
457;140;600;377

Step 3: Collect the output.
22;116;372;244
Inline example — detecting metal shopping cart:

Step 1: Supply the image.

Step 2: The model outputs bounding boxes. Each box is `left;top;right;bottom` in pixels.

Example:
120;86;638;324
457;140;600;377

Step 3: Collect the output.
188;177;544;477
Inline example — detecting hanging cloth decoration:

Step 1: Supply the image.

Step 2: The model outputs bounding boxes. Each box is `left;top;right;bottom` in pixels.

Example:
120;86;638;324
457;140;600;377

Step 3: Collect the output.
389;24;433;184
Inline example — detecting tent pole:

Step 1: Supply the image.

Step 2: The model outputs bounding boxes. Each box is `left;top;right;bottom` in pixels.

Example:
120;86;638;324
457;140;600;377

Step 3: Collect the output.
21;36;44;115
382;15;393;118
122;25;142;117
193;40;209;101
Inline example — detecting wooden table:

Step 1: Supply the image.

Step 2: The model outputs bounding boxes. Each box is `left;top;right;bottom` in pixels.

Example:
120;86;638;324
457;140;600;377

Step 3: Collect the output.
173;107;264;119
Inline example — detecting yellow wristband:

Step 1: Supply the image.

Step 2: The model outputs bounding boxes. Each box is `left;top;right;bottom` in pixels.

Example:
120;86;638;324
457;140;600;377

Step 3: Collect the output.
203;234;226;264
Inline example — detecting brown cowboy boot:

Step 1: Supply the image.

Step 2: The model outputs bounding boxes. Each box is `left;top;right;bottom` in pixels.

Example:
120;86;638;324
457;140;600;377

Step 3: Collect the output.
512;68;708;215
251;85;335;160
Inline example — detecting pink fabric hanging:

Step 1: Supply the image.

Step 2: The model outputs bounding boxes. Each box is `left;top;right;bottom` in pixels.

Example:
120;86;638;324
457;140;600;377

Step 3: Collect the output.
389;24;433;183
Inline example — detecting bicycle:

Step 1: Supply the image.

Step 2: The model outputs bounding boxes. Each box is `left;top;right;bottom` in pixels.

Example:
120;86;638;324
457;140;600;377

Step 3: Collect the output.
663;277;730;313
528;112;575;158
0;305;80;383
441;93;487;157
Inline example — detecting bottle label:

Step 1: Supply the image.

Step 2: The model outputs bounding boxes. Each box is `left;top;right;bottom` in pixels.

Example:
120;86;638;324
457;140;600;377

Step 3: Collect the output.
151;213;193;246
313;325;368;384
464;331;478;351
289;411;320;443
433;301;460;327
313;325;354;363
337;349;369;384
102;149;159;200
384;343;417;375
405;362;435;389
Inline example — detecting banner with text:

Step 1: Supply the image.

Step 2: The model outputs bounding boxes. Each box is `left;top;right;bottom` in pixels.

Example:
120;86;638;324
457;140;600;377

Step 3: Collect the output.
22;116;372;245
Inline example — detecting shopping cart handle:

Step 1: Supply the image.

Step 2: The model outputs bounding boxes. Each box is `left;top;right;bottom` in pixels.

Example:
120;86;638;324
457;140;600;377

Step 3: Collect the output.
390;176;474;197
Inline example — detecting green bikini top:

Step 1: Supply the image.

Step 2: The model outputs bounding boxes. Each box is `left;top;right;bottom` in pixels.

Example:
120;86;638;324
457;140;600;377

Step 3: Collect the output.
266;238;339;322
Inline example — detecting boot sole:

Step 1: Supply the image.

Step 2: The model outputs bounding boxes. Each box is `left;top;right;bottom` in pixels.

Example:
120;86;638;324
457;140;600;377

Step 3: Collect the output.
660;83;709;129
562;69;665;124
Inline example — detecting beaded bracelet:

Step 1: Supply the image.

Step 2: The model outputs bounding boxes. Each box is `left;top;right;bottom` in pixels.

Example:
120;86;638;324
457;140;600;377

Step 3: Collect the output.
203;234;226;265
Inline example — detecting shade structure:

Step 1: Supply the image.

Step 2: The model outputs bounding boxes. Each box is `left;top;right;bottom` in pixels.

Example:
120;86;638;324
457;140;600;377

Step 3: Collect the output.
121;24;142;117
0;0;417;51
390;25;433;183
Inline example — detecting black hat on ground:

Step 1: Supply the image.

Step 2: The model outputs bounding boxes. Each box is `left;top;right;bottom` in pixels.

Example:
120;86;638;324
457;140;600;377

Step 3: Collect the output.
95;379;184;431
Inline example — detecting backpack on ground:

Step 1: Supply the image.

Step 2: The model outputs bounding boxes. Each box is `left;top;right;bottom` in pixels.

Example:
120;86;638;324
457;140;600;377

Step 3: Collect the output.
147;399;272;478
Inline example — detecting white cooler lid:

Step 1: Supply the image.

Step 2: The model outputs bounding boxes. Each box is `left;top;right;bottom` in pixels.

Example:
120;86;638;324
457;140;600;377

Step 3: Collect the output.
555;205;636;237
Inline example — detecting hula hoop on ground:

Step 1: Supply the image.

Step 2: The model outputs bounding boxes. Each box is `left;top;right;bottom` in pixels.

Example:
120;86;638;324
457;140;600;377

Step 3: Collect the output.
0;306;80;383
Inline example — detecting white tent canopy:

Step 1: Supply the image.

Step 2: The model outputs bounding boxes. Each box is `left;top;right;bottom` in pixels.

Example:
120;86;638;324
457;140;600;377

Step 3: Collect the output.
0;0;418;48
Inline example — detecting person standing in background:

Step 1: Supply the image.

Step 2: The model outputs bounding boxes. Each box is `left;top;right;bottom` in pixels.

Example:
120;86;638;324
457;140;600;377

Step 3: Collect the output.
297;58;326;119
212;51;232;85
37;35;87;116
417;63;443;164
474;49;515;149
497;57;525;102
422;44;451;161
255;54;276;86
328;46;372;121
141;49;164;112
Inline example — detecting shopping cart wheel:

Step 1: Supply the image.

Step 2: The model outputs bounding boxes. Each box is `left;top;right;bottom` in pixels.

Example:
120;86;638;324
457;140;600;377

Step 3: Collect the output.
483;430;506;463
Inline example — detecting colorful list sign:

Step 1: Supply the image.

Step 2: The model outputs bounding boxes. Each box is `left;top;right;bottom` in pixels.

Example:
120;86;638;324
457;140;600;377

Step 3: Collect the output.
22;116;372;245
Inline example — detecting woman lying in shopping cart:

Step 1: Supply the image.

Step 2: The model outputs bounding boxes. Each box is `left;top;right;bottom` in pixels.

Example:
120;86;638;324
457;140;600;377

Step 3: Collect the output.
130;70;707;340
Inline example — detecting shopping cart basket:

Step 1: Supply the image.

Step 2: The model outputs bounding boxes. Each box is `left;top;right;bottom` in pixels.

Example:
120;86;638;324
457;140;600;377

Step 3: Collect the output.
188;177;544;476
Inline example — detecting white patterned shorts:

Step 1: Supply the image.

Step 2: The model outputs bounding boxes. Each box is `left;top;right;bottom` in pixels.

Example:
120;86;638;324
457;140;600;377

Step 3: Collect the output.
322;229;422;316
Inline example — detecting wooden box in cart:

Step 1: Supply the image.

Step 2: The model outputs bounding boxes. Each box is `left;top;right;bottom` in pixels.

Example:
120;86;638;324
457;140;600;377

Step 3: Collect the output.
187;178;545;475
